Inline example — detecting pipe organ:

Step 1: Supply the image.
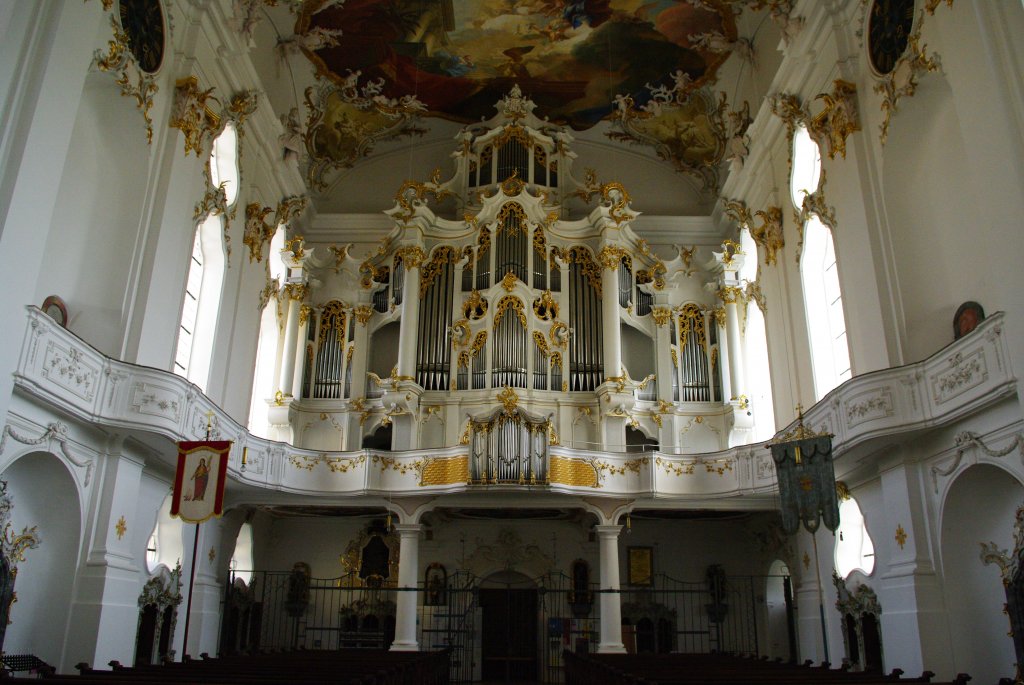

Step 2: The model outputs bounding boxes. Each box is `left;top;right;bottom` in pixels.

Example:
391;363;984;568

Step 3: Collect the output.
264;88;761;455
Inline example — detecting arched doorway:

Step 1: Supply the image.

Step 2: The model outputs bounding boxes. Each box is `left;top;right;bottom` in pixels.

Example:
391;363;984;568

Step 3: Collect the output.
1;451;81;670
765;559;794;663
941;464;1021;682
479;570;538;682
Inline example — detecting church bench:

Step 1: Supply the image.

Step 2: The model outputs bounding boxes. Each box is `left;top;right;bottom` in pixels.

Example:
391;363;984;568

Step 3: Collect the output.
21;649;449;685
564;651;972;685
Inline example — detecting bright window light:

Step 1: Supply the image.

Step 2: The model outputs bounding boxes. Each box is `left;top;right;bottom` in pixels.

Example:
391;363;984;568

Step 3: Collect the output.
801;216;851;399
790;125;821;209
209;123;240;207
835;497;876;578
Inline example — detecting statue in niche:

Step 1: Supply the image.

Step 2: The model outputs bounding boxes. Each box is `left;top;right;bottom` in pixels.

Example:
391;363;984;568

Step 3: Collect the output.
0;480;40;653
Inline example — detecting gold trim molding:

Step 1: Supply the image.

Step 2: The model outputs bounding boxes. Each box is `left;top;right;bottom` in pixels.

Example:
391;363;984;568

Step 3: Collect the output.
92;16;159;144
874;26;941;146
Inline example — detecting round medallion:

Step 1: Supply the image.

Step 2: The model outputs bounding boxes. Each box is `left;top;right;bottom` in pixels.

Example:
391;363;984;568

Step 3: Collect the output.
867;0;915;76
119;0;165;74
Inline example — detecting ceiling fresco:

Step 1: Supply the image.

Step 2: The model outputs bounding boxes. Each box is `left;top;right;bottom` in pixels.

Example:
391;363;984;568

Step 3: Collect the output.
298;0;737;130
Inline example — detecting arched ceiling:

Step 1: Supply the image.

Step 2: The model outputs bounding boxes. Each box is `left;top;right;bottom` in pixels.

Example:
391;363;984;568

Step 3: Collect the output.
242;0;789;220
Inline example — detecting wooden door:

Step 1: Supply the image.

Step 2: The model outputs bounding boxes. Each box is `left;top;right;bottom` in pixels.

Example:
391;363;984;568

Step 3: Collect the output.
480;588;537;682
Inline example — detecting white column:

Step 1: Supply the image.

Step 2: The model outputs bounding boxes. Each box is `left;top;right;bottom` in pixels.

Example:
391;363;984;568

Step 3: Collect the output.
289;305;310;398
722;286;746;400
278;295;302;397
391;523;421;651
601;267;621;377
595;524;626;653
396;253;422;380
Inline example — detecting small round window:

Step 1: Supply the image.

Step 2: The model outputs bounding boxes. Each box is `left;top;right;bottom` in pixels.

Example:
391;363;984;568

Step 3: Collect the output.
790;126;821;209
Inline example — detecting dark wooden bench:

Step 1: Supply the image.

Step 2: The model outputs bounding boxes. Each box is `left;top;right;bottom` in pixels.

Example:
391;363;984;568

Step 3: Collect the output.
0;649;449;685
564;651;972;685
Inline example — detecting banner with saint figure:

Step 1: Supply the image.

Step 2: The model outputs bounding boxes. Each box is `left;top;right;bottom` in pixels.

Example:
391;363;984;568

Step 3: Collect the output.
171;441;231;523
770;435;839;535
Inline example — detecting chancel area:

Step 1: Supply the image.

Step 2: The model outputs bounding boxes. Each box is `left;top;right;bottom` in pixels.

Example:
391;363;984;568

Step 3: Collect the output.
0;0;1023;683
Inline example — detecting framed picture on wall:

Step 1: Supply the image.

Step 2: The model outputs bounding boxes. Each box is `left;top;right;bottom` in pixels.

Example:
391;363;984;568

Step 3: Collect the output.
627;546;653;586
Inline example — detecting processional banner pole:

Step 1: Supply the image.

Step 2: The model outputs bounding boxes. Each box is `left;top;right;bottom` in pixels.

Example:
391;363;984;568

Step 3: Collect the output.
767;405;839;665
171;414;231;659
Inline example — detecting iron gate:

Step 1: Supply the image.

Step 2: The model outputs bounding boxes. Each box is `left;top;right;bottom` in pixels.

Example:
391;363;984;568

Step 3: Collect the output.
223;570;790;684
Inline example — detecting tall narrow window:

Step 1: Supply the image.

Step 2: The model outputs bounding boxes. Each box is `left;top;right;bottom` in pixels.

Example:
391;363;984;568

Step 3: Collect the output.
248;225;287;437
791;125;850;399
174;125;238;391
738;229;775;440
230;522;255;584
801;216;851;396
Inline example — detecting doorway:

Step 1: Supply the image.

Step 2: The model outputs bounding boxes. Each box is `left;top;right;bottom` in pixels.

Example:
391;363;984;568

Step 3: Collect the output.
480;572;538;683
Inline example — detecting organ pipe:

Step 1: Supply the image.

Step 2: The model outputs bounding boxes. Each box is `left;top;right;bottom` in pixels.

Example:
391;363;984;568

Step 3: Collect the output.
416;249;455;390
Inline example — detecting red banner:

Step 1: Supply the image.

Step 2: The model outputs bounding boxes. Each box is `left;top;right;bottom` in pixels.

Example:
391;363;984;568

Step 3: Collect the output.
171;441;231;524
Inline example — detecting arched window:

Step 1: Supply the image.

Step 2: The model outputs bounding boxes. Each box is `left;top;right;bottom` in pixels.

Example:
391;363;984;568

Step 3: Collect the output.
230;522;254;584
738;229;775;441
801;216;851;397
248;225;287;436
791;125;850;400
835;496;876;578
174;125;237;391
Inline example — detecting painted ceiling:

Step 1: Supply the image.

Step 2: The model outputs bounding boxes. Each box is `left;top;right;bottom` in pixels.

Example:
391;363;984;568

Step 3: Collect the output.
298;0;737;130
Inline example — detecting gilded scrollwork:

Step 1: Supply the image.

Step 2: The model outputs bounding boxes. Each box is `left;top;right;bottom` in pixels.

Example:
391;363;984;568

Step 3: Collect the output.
598;245;629;271
550;321;569;349
394;245;426;270
463;290;488;320
796;169;837;259
532;331;551;358
651;307;672;327
567;246;603;295
532;291;558;321
751;206;784;266
728;200;784;266
169;76;221;157
600;183;636;225
243;203;275;263
874;29;941;146
289;453;366;473
420;246;457;297
809;79;860;160
497;386;519;413
92;16;159;144
607;87;727;192
276;195;309;229
0;480;40;569
303;73;428;191
450;320;471;348
501;271;519;292
393;173;454;223
494;296;527;328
